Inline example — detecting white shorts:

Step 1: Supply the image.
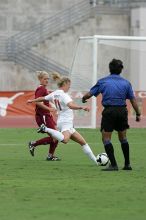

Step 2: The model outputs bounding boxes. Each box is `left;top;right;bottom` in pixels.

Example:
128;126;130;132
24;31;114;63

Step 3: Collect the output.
57;121;76;134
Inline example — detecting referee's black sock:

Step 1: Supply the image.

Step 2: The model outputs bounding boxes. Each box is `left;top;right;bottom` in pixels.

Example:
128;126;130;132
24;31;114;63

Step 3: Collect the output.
120;140;130;166
104;143;118;167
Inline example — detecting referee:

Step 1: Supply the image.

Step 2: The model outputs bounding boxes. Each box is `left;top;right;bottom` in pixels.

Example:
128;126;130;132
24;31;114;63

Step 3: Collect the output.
82;58;141;171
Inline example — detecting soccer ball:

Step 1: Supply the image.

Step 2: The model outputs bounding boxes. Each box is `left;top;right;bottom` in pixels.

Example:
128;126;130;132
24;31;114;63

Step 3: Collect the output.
96;153;109;166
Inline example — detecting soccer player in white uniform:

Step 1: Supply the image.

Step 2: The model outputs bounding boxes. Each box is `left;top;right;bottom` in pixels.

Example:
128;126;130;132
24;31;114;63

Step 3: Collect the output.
27;75;98;165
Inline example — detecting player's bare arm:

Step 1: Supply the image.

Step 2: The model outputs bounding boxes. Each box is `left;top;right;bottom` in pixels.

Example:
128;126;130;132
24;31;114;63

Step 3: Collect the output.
27;97;56;112
82;92;93;103
27;97;45;103
130;98;141;122
67;101;90;111
36;102;56;113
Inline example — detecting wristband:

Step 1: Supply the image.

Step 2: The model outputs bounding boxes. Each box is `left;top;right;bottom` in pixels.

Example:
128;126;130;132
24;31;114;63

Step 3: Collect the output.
136;113;141;116
82;97;86;103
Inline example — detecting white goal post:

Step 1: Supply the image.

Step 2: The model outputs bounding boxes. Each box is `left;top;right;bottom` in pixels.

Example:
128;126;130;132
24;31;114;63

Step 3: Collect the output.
70;35;146;128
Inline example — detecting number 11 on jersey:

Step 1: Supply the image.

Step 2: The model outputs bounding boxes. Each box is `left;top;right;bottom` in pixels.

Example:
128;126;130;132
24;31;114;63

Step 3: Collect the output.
54;99;62;110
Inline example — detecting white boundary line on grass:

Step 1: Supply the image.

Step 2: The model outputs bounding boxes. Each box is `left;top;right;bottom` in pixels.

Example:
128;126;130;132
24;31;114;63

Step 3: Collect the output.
0;142;145;146
78;130;146;134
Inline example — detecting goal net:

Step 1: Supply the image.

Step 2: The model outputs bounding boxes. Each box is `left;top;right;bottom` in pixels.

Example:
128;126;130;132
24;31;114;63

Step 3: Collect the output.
70;35;146;128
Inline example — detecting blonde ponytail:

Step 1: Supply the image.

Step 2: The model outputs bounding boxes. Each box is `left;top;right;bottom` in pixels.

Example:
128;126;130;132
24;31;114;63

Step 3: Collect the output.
57;77;71;88
50;72;70;87
51;72;61;81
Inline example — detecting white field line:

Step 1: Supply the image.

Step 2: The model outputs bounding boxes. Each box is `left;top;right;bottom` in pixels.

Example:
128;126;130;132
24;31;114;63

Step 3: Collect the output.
0;142;145;146
78;130;146;133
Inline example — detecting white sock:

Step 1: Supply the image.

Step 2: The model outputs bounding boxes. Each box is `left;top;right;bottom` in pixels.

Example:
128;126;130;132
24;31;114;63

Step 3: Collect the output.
44;127;64;142
82;144;98;165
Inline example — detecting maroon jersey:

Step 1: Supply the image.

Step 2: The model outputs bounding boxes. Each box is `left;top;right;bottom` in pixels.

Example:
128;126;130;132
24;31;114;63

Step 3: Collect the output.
35;85;51;115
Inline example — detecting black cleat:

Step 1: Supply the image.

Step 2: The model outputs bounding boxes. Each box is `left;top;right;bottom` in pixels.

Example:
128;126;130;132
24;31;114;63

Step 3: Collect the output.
28;142;35;157
122;165;132;170
37;124;46;133
102;164;118;171
46;156;61;161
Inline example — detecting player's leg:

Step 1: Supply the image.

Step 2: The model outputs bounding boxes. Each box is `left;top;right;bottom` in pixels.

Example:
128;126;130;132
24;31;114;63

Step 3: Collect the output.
118;130;132;170
29;137;54;152
38;121;72;143
37;123;64;141
102;130;118;167
45;115;61;161
28;114;55;157
70;131;98;165
61;130;72;143
101;108;118;170
117;107;131;170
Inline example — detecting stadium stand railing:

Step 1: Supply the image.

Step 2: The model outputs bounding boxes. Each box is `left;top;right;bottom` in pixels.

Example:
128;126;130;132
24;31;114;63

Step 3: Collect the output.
1;0;92;73
8;0;92;49
0;37;8;61
6;39;69;74
0;0;146;73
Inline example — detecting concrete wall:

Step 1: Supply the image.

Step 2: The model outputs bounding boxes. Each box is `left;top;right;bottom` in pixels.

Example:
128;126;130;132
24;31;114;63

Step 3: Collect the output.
0;61;38;91
0;0;79;37
0;0;139;91
0;0;81;91
33;14;129;69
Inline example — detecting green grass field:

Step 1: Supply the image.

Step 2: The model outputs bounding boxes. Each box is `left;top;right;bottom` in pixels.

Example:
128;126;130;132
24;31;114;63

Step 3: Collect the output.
0;128;146;220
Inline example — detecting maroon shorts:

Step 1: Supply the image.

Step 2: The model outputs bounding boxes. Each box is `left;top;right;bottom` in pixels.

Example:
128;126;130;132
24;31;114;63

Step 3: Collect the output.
35;114;56;129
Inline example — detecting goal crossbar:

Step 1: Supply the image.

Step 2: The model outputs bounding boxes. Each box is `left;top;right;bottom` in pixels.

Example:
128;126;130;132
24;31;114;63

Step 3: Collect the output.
79;35;146;41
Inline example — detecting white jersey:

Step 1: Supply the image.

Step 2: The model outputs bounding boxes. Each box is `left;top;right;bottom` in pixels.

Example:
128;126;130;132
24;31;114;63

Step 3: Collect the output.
44;89;74;123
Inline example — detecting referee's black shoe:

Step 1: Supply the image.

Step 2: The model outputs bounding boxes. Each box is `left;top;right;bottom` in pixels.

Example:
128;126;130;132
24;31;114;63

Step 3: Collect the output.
102;164;118;171
122;165;132;170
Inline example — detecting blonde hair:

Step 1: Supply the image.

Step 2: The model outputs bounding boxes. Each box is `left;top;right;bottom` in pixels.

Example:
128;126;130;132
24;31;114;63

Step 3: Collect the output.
51;72;71;88
51;72;61;81
36;71;49;80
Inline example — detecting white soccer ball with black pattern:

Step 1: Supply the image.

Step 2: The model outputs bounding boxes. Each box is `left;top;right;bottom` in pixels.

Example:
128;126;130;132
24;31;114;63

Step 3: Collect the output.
96;153;109;166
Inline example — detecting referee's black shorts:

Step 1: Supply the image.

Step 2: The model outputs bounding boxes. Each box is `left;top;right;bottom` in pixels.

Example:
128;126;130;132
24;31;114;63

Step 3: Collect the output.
101;106;129;132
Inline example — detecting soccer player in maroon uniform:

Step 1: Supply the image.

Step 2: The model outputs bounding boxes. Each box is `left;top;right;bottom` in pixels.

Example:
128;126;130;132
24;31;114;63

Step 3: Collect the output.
28;71;60;161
